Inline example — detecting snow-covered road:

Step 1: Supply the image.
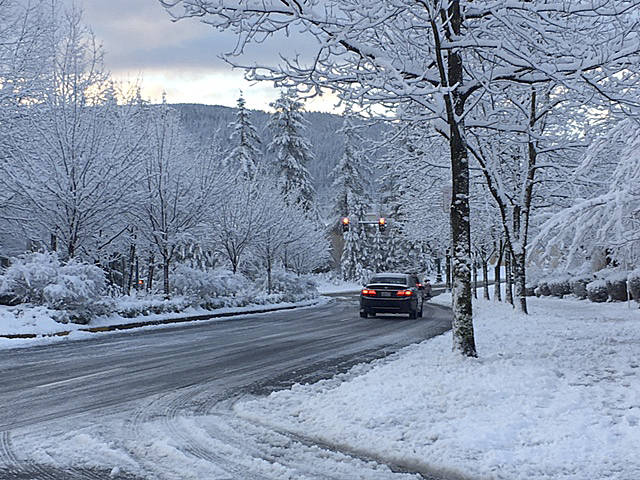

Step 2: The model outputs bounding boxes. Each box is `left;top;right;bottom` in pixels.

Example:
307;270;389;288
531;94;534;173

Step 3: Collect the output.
0;294;451;479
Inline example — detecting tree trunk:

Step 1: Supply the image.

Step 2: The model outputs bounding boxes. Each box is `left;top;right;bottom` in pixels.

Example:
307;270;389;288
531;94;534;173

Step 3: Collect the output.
163;256;170;298
107;264;114;286
494;240;502;302
50;233;57;252
472;259;478;299
505;251;514;306
147;255;155;292
513;252;528;313
266;257;272;294
482;260;490;300
446;1;476;356
126;244;136;296
120;257;126;292
134;257;140;292
445;252;452;291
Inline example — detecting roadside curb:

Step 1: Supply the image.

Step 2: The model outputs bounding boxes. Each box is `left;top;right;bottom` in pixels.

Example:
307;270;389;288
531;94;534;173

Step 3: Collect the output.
1;298;325;340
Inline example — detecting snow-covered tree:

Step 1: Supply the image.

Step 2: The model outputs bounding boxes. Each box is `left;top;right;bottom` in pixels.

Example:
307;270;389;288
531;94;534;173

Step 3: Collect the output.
0;0;49;115
227;92;262;179
330;111;371;220
531;118;640;272
378;118;449;275
163;0;640;355
287;219;330;276
467;82;591;313
340;200;370;282
0;6;146;260
249;186;318;292
133;100;224;296
0;1;50;229
330;111;375;279
371;229;385;274
267;90;316;214
209;176;271;274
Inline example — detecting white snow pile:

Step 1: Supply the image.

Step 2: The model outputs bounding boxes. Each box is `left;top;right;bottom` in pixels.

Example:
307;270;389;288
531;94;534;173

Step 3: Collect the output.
236;294;640;480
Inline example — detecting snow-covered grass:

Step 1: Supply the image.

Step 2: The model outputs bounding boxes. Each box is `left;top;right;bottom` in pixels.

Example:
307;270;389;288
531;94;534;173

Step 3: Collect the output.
236;293;640;480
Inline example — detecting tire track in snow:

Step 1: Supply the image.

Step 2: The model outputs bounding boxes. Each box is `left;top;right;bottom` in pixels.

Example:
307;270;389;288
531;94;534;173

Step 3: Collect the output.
0;430;26;476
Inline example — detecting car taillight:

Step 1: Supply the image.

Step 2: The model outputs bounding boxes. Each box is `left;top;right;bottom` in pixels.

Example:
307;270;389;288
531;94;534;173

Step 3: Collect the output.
396;290;413;297
416;283;423;288
361;289;377;296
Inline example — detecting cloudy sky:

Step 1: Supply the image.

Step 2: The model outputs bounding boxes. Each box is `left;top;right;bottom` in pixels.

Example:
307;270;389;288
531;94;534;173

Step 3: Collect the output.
78;0;334;112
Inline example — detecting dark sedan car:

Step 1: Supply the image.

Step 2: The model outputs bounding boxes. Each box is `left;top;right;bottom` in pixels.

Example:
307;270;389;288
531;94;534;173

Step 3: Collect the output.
359;273;424;319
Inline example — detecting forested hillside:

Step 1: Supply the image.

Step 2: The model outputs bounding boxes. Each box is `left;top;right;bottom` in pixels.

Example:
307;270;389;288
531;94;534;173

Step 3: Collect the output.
173;103;383;211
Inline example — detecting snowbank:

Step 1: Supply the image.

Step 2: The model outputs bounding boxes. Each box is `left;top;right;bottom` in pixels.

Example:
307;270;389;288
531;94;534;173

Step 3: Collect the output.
0;297;329;350
1;260;323;340
313;274;362;294
236;294;640;480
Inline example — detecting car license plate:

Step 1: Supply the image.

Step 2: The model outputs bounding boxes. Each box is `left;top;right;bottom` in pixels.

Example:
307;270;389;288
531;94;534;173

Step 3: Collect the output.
381;291;391;297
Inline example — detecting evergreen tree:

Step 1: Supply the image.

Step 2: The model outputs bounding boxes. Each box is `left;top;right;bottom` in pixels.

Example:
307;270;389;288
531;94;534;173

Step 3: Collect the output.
267;90;316;213
330;110;372;220
378;119;439;274
378;123;417;271
340;198;370;282
331;110;376;280
228;92;262;179
371;229;385;274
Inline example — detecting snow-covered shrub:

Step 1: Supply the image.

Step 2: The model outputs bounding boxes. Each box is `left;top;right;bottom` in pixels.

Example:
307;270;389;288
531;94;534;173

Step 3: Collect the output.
524;283;537;297
547;276;572;298
0;252;107;324
534;282;551;297
628;270;640;302
115;295;193;318
570;275;593;300
263;270;318;301
0;252;60;304
605;272;629;302
171;264;250;301
586;280;608;303
43;261;107;309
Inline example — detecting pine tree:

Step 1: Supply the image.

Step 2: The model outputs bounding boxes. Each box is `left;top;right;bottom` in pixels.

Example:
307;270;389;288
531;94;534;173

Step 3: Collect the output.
228;92;262;179
340;198;370;282
267;90;316;213
378;123;418;271
330;110;372;220
372;229;385;273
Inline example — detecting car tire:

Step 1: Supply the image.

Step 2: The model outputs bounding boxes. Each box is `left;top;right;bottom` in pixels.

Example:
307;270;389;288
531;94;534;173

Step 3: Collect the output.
418;304;423;318
409;308;417;319
360;311;368;318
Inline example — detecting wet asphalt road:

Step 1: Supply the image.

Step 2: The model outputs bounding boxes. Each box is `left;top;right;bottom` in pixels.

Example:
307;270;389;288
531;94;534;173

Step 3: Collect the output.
0;293;452;480
0;293;451;431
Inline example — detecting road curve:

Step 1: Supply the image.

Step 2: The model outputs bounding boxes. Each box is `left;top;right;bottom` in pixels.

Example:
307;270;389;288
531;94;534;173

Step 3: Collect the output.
0;294;452;479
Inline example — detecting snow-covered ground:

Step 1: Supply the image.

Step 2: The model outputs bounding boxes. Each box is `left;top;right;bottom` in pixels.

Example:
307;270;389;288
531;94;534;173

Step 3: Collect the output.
314;275;363;294
236;294;640;480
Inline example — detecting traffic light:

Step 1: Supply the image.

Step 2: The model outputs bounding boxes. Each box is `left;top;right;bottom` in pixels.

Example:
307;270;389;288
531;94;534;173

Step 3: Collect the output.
378;217;386;232
341;217;350;232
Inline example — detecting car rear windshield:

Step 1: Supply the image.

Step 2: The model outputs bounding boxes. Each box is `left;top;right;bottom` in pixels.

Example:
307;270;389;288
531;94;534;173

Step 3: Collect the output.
369;276;407;285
